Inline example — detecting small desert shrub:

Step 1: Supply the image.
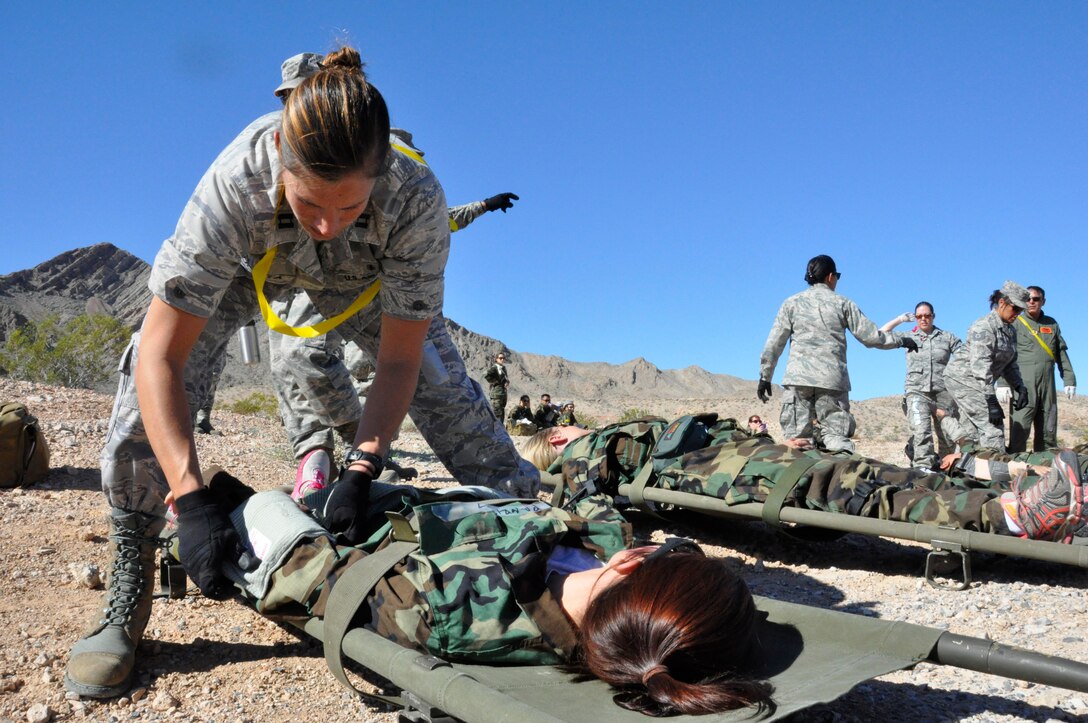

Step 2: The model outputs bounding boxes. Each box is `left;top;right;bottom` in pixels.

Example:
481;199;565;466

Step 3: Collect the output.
0;313;129;389
617;407;655;424
224;392;279;418
576;413;599;429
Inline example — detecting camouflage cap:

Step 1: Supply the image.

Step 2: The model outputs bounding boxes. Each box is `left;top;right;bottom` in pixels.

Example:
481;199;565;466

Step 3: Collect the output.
275;52;323;96
1001;280;1030;309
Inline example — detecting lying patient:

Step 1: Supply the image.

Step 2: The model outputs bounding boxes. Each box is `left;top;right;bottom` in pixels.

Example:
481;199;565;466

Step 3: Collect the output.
522;416;1087;543
205;474;776;717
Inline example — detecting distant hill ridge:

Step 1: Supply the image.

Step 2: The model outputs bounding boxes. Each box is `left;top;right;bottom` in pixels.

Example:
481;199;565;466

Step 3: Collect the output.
0;243;755;403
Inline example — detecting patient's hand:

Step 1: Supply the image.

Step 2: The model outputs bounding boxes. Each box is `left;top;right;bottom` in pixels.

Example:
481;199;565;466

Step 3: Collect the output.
784;438;814;451
940;453;961;471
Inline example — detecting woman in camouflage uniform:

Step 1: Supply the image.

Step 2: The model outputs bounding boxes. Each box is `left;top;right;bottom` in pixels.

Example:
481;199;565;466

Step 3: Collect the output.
215;474;776;717
525;416;1087;543
938;283;1031;452
66;46;536;699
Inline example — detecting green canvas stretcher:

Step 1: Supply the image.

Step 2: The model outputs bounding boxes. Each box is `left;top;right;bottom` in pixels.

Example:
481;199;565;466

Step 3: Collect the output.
290;593;1088;722
538;472;1088;588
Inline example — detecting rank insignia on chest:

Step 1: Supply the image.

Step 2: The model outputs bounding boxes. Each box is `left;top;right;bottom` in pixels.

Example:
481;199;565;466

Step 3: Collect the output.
354;214;370;229
276;212;295;230
1040;327;1053;334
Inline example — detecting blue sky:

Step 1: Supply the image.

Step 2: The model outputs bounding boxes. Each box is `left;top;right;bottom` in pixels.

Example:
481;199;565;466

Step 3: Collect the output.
2;2;1085;400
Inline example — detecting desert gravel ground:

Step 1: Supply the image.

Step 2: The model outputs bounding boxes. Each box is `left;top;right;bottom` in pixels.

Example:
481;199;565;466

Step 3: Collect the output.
1;377;1087;722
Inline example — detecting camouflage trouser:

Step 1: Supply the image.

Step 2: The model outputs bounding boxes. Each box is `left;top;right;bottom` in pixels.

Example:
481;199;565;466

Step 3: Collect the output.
489;388;507;421
265;289;539;495
939;375;1005;452
195;347;228;423
903;390;956;469
1009;366;1059;453
101;281;540;515
779;386;856;453
267;321;361;457
657;440;1007;534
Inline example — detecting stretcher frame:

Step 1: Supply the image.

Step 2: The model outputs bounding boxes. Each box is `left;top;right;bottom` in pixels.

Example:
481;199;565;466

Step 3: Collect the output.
285;593;1088;723
610;478;1088;589
154;521;1088;722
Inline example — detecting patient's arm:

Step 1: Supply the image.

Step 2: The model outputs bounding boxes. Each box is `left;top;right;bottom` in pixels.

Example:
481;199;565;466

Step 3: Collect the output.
940;452;1049;484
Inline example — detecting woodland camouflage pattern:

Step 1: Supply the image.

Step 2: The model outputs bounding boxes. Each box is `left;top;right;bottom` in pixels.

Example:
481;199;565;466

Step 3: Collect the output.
257;492;630;664
550;417;1011;533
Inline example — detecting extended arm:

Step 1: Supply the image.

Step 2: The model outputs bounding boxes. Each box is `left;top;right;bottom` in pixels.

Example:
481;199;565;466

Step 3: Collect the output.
136;297;208;498
845;301;903;350
447;192;519;232
880;312;914;333
353;314;430;458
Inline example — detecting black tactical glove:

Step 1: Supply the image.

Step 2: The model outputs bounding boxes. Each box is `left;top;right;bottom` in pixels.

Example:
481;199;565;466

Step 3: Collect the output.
900;337;919;352
322;468;372;545
986;395;1005;426
175;487;249;600
1014;385;1030;411
757;379;773;403
205;467;256;513
483;192;519;213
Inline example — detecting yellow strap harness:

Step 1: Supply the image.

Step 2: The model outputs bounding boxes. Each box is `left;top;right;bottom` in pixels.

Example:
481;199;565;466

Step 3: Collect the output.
253;142;429;338
1017;315;1055;361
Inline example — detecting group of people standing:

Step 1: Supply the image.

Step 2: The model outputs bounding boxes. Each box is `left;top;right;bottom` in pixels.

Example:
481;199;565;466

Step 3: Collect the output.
61;44;1079;719
485;354;580;436
758;255;1076;468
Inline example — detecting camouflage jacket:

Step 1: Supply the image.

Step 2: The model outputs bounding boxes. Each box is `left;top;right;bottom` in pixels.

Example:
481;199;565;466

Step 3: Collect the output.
448;201;487;232
390;128;485;234
508;405;535;424
557;411;579;427
260;492;631;665
549;416;981;516
943;310;1025;394
759;283;902;391
902;326;961;394
150;114;449;323
484;363;508;391
534;404;560;429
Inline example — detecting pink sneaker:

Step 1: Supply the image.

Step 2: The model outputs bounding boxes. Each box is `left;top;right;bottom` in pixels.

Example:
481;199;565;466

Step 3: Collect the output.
293;449;331;502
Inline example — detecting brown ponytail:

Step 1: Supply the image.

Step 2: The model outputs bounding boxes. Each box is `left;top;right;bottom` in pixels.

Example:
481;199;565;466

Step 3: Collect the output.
280;46;390;181
575;553;775;717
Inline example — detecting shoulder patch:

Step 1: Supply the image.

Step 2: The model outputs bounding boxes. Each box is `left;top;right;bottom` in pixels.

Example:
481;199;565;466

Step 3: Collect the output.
1040;327;1053;334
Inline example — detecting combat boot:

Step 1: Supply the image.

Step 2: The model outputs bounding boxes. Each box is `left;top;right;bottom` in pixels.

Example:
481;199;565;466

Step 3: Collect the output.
65;508;162;698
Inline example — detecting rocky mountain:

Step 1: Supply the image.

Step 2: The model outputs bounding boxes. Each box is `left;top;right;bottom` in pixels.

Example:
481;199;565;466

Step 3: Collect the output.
0;244;755;407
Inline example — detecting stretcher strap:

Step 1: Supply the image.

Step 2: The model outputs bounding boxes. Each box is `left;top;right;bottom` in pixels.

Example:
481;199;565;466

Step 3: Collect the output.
627;437;766;514
626;461;660;515
762;458;820;529
323;539;417;700
1018;315;1055;360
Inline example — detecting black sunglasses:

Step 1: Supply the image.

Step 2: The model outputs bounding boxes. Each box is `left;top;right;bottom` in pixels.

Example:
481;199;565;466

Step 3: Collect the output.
645;537;704;562
1028;296;1043;302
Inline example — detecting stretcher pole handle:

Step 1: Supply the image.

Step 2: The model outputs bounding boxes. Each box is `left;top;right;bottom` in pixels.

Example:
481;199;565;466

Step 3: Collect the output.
932;632;1088;693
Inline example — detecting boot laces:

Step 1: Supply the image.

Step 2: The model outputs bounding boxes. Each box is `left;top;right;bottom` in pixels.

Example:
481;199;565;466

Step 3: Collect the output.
100;527;160;627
